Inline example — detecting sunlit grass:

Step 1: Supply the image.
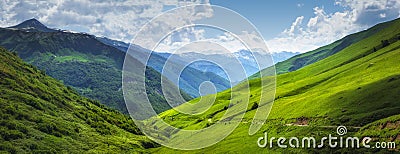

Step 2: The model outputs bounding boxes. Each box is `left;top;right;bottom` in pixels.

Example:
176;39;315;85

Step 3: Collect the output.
151;18;400;153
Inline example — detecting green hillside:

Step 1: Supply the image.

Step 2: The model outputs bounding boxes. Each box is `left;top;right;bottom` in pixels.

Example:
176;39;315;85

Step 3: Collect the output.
150;18;400;153
0;47;157;153
0;22;191;114
250;18;393;78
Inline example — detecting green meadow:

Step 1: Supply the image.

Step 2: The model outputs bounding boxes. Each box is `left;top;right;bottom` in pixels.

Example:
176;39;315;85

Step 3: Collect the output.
149;18;400;153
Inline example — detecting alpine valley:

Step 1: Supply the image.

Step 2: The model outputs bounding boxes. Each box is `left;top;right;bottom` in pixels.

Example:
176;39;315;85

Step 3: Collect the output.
0;16;399;154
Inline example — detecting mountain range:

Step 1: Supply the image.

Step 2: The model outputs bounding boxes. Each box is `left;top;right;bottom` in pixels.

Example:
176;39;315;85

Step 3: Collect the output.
157;50;299;84
98;36;298;86
1;17;399;153
97;32;232;98
0;18;192;114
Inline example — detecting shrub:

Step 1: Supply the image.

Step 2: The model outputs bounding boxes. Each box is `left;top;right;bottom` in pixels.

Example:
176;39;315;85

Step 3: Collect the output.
381;40;390;48
250;102;258;110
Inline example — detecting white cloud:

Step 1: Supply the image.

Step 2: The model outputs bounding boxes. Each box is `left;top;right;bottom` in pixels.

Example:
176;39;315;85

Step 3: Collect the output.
297;3;304;8
2;0;399;54
266;0;400;53
0;0;210;42
154;26;269;55
307;16;318;28
337;0;400;25
1;0;265;55
284;16;304;36
156;28;241;54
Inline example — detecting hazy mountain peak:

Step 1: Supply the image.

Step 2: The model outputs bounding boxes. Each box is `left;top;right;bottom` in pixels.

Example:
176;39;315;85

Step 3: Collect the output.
7;18;57;32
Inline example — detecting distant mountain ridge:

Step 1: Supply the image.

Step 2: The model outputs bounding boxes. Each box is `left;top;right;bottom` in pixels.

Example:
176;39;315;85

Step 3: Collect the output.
7;18;57;32
271;51;300;63
158;50;299;84
98;36;298;88
96;37;231;97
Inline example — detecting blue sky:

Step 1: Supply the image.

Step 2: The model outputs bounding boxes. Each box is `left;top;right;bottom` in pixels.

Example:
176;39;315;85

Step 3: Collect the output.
210;0;400;52
210;0;346;40
1;0;399;53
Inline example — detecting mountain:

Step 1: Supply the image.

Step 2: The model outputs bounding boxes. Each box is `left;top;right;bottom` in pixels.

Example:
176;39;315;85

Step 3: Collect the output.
7;18;57;33
96;37;296;96
97;37;231;98
0;47;157;153
271;51;300;63
96;37;131;52
151;18;400;153
157;50;298;84
0;19;191;114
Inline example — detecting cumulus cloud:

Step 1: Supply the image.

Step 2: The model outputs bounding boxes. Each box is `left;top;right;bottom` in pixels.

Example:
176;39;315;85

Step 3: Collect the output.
2;0;399;54
266;0;400;53
154;26;269;55
284;16;304;36
0;0;210;42
337;0;400;25
155;27;242;54
0;1;265;55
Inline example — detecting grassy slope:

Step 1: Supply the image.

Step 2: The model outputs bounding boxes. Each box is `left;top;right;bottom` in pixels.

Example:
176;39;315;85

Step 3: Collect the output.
250;18;393;78
150;18;400;153
0;47;157;153
0;28;192;114
356;114;400;150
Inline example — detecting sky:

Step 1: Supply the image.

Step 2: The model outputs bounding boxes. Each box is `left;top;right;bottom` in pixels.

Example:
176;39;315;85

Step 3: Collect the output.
1;0;400;53
210;0;346;40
